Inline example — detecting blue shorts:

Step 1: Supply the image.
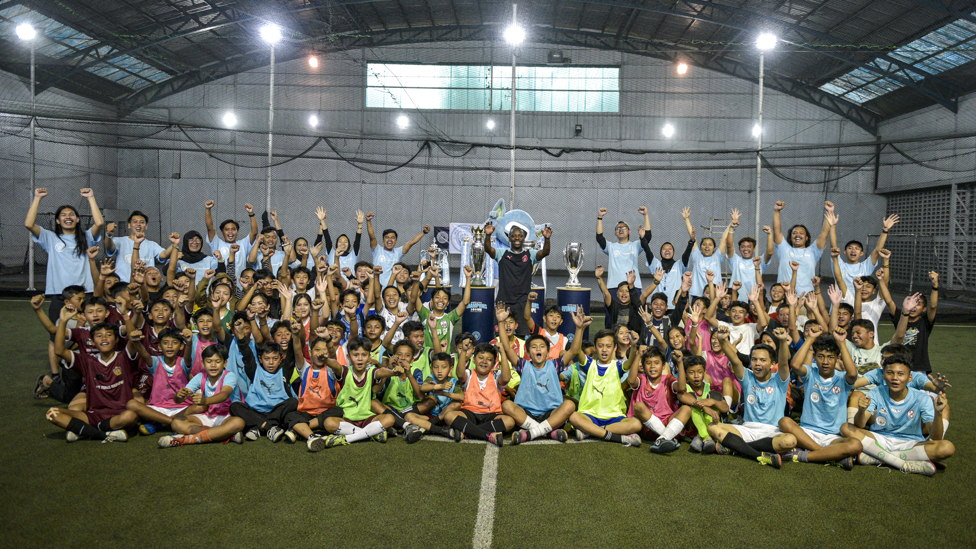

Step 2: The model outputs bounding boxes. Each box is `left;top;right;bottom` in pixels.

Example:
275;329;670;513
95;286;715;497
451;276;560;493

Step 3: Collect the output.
584;414;625;428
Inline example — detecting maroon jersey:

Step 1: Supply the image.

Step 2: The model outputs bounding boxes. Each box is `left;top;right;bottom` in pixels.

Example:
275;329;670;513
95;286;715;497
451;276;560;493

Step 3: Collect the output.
67;349;139;413
105;305;126;326
69;327;126;356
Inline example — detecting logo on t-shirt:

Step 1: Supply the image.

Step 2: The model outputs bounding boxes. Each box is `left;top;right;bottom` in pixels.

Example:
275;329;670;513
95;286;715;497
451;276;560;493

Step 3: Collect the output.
810;392;821;403
113;366;122;376
55;242;66;253
832;386;841;394
907;409;915;419
765;386;775;394
876;416;887;427
747;394;757;404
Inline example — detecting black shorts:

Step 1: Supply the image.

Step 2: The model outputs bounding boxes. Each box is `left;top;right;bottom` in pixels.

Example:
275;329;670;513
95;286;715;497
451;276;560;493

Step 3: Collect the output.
384;405;421;421
284;407;344;430
462;410;499;426
526;409;555;423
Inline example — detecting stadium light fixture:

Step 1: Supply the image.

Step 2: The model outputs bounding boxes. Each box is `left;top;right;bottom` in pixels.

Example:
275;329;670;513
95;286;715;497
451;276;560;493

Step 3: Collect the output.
676;62;688;75
309;115;319;128
752;124;762;137
486;119;495;130
504;25;525;45
222;112;238;128
662;123;675;138
308;56;319;68
397;115;409;129
16;23;36;41
260;24;282;44
756;33;778;51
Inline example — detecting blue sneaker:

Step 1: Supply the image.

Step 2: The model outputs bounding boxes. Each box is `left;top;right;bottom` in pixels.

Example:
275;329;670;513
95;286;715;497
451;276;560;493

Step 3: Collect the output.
690;435;704;453
138;422;159;435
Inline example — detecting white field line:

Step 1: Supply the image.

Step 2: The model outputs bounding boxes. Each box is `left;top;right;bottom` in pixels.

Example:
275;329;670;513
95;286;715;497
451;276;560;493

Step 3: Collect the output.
472;444;499;549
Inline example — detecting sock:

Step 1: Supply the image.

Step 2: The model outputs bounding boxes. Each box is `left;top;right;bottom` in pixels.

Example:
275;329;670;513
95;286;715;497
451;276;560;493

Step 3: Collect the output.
67;418;106;440
721;433;761;459
487;419;508;434
602;431;623;444
347;422;384;443
527;420;553;440
847;407;858;423
335;422;361;436
451;416;489;441
96;419;114;432
429;424;450;437
724;396;733;408
901;445;931;462
181;429;213;445
794;449;810;462
942;419;949;434
661;418;686;440
751;437;777;454
643;415;667;435
862;438;904;468
402;421;413;431
520;416;540;430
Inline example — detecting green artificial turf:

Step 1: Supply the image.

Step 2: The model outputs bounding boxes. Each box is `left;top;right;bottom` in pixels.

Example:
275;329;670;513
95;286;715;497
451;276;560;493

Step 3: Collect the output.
1;298;973;548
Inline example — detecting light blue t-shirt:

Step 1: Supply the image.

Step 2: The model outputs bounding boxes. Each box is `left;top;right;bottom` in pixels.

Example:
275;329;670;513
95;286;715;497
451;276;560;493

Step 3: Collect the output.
372;245;404;287
866;386;935;442
800;368;854;435
739;369;789;426
728;253;771;299
601;240;644;289
838;258;878;293
863;369;928;390
208;234;254;282
149;356;191;378
32;227;101;294
774;240;825;295
185;370;239;400
689;248;725;297
245;364;293;413
226;337;256;401
107;236;165;282
646;256;685;308
176;257;219;285
513;357;567;417
326;249;359;275
251;250;286;275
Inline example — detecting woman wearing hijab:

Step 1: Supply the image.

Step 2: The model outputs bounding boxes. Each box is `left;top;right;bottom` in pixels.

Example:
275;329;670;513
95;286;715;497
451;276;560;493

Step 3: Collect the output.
178;230;217;284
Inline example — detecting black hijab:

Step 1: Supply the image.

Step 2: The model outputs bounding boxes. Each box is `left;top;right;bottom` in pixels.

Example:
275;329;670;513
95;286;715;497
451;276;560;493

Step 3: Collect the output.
181;230;207;264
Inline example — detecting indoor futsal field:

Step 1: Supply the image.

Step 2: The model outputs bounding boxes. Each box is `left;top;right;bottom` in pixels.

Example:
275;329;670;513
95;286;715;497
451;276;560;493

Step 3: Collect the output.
3;299;973;549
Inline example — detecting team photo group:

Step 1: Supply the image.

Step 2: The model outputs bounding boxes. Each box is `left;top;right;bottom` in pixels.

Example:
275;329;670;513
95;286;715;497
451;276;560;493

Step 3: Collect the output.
24;187;953;476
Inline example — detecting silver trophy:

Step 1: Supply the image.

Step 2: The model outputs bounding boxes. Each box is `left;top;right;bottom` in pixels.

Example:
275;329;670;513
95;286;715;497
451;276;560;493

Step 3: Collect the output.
564;242;583;288
421;244;450;287
468;225;488;286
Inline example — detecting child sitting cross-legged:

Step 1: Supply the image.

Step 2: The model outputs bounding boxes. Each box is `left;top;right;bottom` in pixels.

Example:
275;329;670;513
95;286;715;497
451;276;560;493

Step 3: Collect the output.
443;339;516;447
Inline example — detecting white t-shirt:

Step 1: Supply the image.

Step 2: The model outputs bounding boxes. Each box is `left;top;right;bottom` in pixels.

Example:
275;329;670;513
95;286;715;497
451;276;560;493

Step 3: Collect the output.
719;321;759;355
842;289;885;345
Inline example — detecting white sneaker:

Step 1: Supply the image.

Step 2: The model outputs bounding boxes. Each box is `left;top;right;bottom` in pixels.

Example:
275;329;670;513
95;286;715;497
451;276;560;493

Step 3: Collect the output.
307;434;326;452
102;430;128;443
231;432;244;444
65;431;79;443
283;429;297;443
900;460;937;476
858;452;882;466
575;429;589;442
244;427;260;441
157;435;182;448
621;434;642;448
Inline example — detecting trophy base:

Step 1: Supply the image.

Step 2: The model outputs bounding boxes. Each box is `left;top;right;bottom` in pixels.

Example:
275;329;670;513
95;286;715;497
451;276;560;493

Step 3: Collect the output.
557;286;591;291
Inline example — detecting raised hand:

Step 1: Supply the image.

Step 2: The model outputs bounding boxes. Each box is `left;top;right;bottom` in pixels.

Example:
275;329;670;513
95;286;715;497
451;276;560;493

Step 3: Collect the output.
785;288;798;307
542;225;552;239
483;222;494;235
811;276;821;289
594;265;605;279
269;209;279;222
878;248;891;261
715;325;730;341
827;284;842;305
731;281;742;293
714;281;728;301
528;291;538;302
653;268;664;283
824;201;835;214
638;305;653;325
681;271;693;291
902;292;922;312
213;251;223;262
204;269;216;279
356;210;365;224
789;260;800;272
803;292;818;311
705;270;715;284
857;392;871;411
79;188;94;198
626;270;636;286
832;327;847;343
495;302;510;322
244;203;254;215
825;210;839;227
598;207;607;219
774;201;785;212
883;214;900;231
422;224;431;234
681;207;691;220
753;256;762;268
929;271;939;285
638;206;647;215
762;225;772;235
86;246;100;260
928;373;951;394
830;246;841;258
365;212;374;222
853;277;864;292
463;265;474;278
730;208;741;226
106;222;116;237
773;326;793;343
316;207;326;221
34;188;48;199
205;200;215;210
30;295;45;310
168;232;180;247
935;392;948;413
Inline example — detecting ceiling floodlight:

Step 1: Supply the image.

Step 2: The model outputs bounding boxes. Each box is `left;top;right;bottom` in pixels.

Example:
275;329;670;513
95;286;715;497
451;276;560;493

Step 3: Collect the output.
309;115;319;128
486;119;495;130
308;56;319;68
676;62;688;75
504;25;525;45
396;115;409;129
16;23;36;41
662;123;675;138
260;24;282;44
756;33;778;51
752;124;762;137
222;112;238;128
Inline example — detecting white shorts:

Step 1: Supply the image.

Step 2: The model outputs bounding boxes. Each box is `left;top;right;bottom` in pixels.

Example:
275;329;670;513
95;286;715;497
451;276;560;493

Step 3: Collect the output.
148;405;188;418
799;427;840;447
734;422;781;443
192;414;229;428
867;432;919;453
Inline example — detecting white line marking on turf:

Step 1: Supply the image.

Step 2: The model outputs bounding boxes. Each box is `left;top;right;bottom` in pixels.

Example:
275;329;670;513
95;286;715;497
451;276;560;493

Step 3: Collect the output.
472;444;499;549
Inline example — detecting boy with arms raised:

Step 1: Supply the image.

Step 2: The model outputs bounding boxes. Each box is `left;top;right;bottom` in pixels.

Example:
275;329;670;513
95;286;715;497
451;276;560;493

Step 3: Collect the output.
566;309;643;447
595;266;644;336
104;211;167;283
841;355;954;475
48;308;140;443
829;213;899;292
777;325;862;469
628;344;694;453
444;340;515;447
496;304;579;445
205;200;258;280
705;326;797;468
417;266;474;352
283;333;346;451
882;271;940;373
723;209;773;298
523;291;568;361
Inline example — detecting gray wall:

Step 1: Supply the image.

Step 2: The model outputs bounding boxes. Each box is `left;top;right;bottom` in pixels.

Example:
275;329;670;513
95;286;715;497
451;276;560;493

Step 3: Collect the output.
118;42;885;297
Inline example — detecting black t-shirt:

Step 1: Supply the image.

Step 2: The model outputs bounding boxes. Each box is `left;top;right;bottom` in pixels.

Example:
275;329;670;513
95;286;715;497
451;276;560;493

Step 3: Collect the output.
891;309;935;373
497;249;535;305
605;287;643;334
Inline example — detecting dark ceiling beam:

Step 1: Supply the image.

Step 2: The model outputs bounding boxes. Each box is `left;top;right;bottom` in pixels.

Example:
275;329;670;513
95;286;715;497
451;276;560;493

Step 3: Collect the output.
115;24;880;134
911;0;976;26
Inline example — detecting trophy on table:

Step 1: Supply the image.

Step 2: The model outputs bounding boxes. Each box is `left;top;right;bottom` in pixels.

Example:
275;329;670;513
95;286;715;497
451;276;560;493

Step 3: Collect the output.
468;225;488;287
563;242;583;288
421;244;449;287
